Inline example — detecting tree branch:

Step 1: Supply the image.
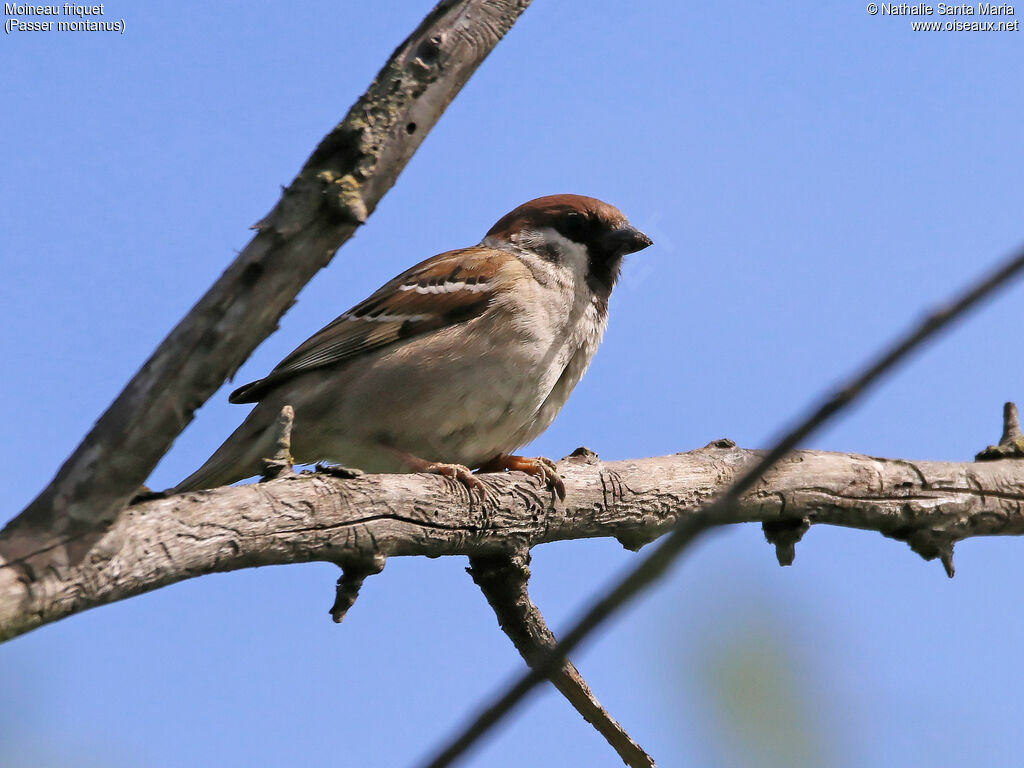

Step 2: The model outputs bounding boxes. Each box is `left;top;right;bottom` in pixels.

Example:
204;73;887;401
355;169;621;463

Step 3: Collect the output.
424;243;1024;766
1;0;533;566
4;443;1024;644
330;554;387;624
977;402;1024;460
467;551;656;768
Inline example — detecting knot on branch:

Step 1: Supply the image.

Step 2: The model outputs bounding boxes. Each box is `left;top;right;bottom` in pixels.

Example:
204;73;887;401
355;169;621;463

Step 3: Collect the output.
885;526;956;578
410;32;444;73
319;172;369;224
565;446;600;464
762;517;811;566
330;554;387;623
701;438;737;450
314;462;364;480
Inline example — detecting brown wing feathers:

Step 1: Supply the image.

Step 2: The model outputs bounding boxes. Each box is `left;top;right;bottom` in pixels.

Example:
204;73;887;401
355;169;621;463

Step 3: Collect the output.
228;247;509;404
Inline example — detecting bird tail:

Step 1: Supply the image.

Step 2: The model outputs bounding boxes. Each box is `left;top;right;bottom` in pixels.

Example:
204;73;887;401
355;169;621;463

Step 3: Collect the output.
170;406;276;494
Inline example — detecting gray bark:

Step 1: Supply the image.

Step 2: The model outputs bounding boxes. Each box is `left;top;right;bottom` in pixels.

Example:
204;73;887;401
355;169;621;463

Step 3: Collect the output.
3;443;1022;643
468;551;657;768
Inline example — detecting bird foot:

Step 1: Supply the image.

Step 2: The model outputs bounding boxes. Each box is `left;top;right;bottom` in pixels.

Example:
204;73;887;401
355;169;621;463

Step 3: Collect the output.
478;454;566;500
386;447;486;498
414;460;486;498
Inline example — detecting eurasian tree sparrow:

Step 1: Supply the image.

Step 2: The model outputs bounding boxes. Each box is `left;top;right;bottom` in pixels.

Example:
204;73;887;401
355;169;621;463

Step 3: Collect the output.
173;194;652;498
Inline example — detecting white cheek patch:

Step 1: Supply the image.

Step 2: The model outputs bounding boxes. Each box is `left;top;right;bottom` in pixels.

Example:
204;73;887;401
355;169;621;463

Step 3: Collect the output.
537;227;589;277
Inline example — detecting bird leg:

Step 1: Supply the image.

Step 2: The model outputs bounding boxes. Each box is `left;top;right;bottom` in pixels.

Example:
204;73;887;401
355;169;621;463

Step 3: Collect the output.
477;454;566;500
393;450;485;498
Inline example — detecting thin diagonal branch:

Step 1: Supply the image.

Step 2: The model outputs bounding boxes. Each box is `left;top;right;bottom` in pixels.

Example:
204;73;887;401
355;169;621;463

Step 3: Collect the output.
421;243;1024;767
467;552;655;768
0;0;534;567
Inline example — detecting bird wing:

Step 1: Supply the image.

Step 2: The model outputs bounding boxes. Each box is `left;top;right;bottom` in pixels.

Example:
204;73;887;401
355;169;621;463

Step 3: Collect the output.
228;246;517;403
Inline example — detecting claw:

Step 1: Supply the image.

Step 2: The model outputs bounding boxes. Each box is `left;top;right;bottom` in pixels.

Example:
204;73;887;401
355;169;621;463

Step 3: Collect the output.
386;447;486;499
419;461;486;499
478;454;566;500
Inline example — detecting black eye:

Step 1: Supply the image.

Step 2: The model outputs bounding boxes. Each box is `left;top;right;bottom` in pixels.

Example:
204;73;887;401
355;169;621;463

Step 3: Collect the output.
558;211;592;244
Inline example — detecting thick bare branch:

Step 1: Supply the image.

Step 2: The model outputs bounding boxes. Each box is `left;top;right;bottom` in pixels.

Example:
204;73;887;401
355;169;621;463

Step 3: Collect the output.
467;551;656;768
1;0;533;565
3;444;1024;643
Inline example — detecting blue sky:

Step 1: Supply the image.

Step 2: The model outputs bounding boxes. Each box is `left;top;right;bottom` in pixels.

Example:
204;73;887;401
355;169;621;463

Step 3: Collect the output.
3;2;1024;766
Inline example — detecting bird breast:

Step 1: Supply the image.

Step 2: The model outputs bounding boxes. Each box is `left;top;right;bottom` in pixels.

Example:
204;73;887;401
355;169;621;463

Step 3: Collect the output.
285;251;607;470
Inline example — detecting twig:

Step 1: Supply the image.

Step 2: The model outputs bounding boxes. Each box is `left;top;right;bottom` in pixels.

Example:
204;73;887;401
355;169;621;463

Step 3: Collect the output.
260;405;295;482
762;516;810;566
467;552;655;768
331;554;387;623
0;0;534;569
420;245;1024;767
976;401;1024;460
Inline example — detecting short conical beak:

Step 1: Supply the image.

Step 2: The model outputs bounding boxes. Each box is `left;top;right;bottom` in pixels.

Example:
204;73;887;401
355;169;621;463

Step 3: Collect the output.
604;225;653;255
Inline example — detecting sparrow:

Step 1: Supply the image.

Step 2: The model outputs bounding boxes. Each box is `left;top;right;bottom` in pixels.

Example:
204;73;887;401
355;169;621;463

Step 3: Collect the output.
172;194;652;498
